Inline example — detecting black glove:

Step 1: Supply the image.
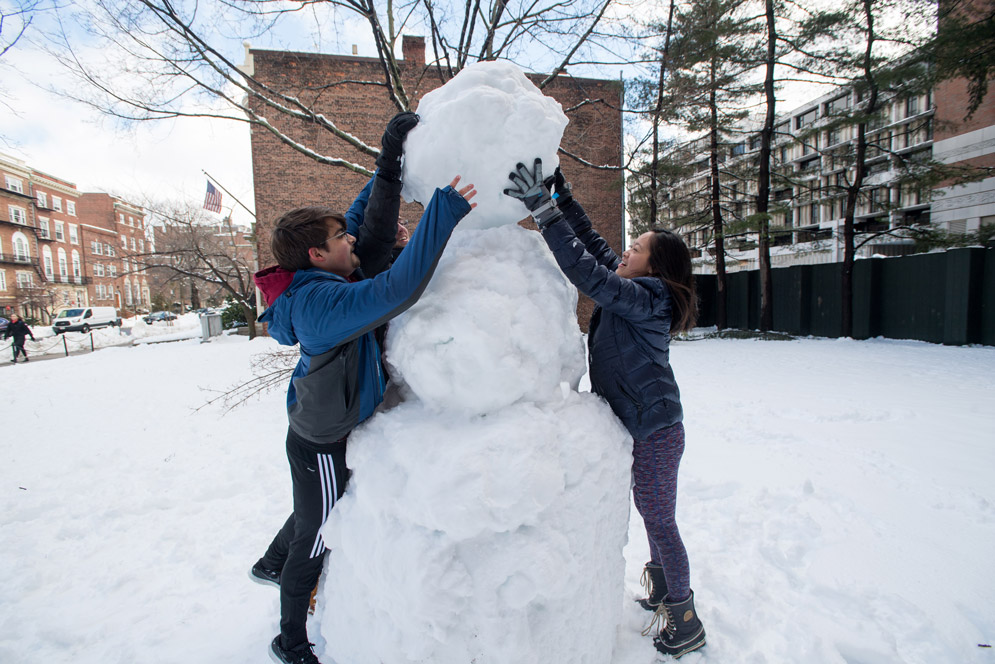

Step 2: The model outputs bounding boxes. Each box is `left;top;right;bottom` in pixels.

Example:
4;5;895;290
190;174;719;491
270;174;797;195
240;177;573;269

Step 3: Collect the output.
542;166;573;208
503;158;563;230
376;111;420;176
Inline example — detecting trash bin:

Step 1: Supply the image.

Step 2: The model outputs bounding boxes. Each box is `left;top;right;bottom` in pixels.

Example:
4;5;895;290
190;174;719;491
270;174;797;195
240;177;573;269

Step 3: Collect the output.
200;313;223;342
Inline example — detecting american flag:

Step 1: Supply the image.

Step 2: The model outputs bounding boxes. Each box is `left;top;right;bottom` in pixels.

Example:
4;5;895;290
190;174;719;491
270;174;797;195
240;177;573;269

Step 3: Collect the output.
203;181;222;213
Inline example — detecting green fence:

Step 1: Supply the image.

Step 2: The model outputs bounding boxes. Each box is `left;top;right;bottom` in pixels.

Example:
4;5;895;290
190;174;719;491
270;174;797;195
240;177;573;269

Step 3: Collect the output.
693;247;995;345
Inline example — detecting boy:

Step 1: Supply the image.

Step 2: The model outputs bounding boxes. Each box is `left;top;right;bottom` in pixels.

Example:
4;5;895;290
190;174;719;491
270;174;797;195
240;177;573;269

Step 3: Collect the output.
252;170;476;664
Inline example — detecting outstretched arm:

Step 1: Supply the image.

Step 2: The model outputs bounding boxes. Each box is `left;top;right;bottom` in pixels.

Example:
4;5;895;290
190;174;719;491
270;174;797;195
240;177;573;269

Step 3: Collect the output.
540;216;659;321
304;178;477;348
350;112;421;277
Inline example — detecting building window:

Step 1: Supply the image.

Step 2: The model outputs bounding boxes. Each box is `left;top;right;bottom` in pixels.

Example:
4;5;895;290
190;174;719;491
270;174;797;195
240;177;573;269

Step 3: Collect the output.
69;224;78;244
67;201;76;216
130;237;136;251
0;270;6;291
17;272;33;289
139;240;144;252
55;221;65;241
93;241;103;255
12;233;29;261
5;175;23;193
109;264;117;277
119;213;125;224
796;108;818;129
38;217;50;238
906;95;919;117
124;281;133;306
53;196;62;212
810;203;820;224
827;94;851;114
36;191;47;208
128;216;134;225
121;235;127;247
58;248;68;277
95;263;105;277
43;246;54;279
8;205;27;225
72;250;81;279
106;244;115;257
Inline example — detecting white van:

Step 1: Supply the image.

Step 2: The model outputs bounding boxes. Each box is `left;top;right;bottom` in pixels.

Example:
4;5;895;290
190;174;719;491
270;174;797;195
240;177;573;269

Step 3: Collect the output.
52;307;122;334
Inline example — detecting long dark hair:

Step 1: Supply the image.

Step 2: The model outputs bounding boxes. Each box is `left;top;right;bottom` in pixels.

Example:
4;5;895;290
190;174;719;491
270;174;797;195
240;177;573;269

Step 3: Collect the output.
647;228;698;334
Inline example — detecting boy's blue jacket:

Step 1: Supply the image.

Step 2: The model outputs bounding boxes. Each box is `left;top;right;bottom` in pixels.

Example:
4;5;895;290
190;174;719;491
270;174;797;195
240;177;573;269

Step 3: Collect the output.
255;185;471;445
539;199;683;439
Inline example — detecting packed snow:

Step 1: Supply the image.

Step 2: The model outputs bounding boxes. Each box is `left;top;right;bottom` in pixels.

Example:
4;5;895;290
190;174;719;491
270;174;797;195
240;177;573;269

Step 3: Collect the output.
316;225;632;664
316;61;632;663
401;60;567;229
0;311;210;361
2;334;994;663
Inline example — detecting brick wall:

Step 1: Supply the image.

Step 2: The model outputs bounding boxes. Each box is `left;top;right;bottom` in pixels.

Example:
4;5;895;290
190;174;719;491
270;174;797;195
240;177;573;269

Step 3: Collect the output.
248;38;624;328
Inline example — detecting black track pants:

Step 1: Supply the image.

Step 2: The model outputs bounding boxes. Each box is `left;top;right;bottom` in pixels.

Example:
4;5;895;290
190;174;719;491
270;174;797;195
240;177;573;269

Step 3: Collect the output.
260;427;349;650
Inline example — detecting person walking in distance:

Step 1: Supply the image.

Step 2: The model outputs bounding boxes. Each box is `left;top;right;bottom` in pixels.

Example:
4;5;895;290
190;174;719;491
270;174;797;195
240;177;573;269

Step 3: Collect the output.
4;314;35;363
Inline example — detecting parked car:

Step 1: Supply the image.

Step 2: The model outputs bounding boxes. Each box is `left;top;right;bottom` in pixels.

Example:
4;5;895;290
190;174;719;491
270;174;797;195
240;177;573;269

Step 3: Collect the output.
144;311;178;324
0;317;8;333
52;307;122;334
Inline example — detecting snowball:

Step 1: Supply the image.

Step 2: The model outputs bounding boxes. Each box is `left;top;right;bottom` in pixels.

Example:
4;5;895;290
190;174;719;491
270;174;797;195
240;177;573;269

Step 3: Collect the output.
385;225;587;415
318;396;632;664
402;60;568;229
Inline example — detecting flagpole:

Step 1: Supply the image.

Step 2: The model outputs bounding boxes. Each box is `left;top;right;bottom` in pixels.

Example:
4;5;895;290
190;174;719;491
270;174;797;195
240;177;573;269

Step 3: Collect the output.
202;170;255;219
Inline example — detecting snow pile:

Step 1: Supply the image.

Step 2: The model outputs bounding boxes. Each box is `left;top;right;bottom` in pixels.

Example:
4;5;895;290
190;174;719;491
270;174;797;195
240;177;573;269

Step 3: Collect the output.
316;63;634;664
402;60;568;229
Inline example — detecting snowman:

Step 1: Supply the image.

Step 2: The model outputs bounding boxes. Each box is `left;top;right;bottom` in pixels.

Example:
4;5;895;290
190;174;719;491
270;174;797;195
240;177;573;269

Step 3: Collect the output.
315;61;633;664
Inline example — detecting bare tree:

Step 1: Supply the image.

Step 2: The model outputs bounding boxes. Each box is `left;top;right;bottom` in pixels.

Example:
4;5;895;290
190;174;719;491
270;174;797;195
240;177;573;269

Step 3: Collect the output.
43;0;629;177
135;201;259;337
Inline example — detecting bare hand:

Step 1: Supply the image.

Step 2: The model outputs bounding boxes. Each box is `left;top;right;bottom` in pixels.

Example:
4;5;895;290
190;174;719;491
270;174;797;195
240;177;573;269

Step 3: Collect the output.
449;175;478;209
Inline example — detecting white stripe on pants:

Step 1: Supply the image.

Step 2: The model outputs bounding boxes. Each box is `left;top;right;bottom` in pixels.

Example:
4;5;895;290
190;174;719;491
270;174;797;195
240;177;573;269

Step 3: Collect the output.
309;452;339;559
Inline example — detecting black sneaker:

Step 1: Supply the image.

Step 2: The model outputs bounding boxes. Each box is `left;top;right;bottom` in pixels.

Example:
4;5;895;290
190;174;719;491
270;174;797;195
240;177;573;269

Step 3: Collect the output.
269;636;321;664
250;561;281;588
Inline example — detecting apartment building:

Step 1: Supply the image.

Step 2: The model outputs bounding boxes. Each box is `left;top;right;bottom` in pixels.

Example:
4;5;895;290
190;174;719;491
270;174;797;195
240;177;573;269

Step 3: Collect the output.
657;41;995;276
658;82;953;273
78;193;151;312
0;152;156;321
1;153;89;320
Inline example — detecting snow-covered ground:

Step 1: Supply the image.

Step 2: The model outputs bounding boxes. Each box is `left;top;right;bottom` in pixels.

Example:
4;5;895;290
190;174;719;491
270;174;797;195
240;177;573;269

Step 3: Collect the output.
1;312;214;360
1;334;993;663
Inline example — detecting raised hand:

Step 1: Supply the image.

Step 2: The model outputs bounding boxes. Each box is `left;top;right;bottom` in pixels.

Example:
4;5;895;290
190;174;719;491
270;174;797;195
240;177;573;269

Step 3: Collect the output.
503;158;562;229
376;111;420;176
449;175;478;211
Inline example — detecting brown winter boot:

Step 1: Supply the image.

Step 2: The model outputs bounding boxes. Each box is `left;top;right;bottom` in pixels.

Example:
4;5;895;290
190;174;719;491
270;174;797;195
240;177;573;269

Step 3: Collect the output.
651;591;706;658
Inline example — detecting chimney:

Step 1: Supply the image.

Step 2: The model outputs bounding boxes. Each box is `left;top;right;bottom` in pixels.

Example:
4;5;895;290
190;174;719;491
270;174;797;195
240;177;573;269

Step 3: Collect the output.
402;35;425;65
352;44;358;56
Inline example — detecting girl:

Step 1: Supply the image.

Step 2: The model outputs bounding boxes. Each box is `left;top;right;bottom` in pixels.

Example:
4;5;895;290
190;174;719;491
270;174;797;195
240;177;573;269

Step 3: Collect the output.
505;159;705;659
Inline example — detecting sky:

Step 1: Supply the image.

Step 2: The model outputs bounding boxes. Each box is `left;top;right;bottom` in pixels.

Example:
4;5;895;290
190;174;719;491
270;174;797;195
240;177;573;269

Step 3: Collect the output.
0;0;929;235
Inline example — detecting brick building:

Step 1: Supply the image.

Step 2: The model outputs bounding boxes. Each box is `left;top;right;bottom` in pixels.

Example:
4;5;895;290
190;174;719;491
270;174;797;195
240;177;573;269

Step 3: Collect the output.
243;36;624;326
77;193;152;313
1;153;88;321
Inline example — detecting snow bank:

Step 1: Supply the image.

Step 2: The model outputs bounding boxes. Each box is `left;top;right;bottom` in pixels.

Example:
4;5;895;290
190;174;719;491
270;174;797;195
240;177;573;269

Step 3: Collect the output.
402;60;568;229
317;63;633;663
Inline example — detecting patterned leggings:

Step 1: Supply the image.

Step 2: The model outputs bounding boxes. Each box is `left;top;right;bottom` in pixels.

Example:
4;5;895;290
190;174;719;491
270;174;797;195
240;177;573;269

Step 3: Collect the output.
631;422;691;602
